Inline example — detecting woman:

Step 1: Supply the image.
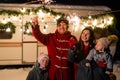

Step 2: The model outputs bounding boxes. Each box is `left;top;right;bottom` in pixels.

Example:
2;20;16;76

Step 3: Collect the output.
68;27;95;80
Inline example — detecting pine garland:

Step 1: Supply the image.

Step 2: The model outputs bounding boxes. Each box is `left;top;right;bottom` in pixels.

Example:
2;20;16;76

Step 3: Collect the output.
0;6;118;36
0;22;16;33
24;21;32;35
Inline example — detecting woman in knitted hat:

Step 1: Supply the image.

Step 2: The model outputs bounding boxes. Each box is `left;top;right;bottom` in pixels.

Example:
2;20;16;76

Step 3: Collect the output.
85;37;114;80
26;52;49;80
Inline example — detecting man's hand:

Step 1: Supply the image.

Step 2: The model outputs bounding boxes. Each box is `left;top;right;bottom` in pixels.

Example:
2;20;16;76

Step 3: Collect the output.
32;16;39;27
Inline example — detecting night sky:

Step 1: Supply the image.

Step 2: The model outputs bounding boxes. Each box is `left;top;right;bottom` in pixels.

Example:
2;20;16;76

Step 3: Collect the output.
0;0;120;10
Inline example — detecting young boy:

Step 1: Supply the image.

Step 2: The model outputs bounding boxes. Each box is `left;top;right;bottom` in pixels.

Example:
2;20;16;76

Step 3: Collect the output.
86;37;113;80
26;52;49;80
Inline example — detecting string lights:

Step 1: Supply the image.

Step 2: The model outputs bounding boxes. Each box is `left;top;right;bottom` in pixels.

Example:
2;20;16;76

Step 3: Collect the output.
0;5;118;36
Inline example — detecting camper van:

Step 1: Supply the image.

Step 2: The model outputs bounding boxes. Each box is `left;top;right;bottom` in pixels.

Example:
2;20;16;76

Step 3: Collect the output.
0;4;112;65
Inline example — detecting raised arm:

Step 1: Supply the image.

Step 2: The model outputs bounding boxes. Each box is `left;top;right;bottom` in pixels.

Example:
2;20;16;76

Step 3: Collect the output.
31;16;50;45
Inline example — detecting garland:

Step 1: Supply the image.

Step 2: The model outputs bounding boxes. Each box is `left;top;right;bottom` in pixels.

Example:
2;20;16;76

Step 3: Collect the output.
0;6;64;17
0;6;118;36
0;10;21;16
27;6;64;17
0;6;64;34
24;21;32;35
0;22;16;33
93;14;118;39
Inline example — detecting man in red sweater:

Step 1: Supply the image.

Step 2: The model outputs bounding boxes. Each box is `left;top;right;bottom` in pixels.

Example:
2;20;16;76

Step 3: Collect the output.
31;16;77;80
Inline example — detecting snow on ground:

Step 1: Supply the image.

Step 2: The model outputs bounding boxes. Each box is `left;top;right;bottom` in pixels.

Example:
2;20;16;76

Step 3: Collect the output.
0;64;120;80
0;68;32;80
113;64;120;80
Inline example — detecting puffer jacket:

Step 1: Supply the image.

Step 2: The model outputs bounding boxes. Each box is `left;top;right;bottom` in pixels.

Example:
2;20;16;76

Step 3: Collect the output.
26;61;49;80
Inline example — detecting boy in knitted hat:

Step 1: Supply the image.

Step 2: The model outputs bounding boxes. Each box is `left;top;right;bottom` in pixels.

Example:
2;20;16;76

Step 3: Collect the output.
85;37;114;80
26;52;49;80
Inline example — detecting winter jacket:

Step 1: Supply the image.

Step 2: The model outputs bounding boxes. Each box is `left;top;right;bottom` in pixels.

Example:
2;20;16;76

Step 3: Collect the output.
85;48;113;80
68;43;94;63
86;48;113;72
32;25;76;80
68;43;94;80
26;61;49;80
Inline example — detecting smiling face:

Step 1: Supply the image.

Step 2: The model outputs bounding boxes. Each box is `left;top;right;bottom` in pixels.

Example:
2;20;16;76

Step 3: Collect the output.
81;29;91;44
39;57;49;69
57;21;68;34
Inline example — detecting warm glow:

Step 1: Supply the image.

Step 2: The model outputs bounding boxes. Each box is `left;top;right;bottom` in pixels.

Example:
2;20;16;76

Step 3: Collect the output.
26;29;30;33
12;16;18;21
41;0;54;4
88;15;92;19
37;10;45;17
20;8;26;13
2;18;7;24
83;21;88;27
92;19;97;26
6;27;11;32
43;28;46;32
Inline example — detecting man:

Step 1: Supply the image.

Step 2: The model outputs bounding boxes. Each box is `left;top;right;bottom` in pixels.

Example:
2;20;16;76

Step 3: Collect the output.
31;16;77;80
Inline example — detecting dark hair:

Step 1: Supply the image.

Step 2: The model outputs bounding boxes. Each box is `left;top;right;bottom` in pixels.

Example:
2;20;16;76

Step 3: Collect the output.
78;27;95;51
57;17;69;29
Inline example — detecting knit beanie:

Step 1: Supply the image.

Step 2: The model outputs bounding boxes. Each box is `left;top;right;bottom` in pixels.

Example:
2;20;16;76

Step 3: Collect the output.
57;17;69;29
38;52;49;63
107;35;118;46
98;37;111;49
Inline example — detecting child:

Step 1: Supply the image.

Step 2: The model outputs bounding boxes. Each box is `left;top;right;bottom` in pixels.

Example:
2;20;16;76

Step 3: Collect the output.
26;52;49;80
86;37;114;80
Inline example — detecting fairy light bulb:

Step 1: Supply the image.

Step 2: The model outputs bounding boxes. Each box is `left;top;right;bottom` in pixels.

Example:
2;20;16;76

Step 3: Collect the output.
41;17;44;22
92;19;97;26
20;27;22;32
43;26;46;32
29;12;33;15
2;18;7;24
20;8;26;13
88;15;92;19
55;15;61;20
37;10;44;17
12;16;18;21
6;27;11;32
53;18;56;22
73;16;80;23
83;21;88;27
41;0;54;5
26;29;30;33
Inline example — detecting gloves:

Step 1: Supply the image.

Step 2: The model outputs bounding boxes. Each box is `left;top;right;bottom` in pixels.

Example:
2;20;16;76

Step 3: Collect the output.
69;37;77;48
85;60;91;67
105;71;111;74
86;62;91;67
98;61;106;68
